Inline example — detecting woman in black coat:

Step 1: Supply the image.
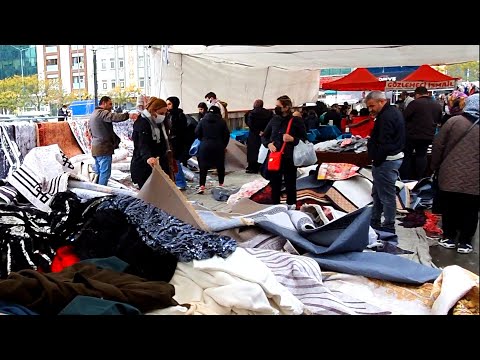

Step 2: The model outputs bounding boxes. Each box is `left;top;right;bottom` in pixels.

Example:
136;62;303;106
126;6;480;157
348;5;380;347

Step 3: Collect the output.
261;95;307;208
166;96;188;190
131;97;169;189
245;99;273;173
194;106;230;194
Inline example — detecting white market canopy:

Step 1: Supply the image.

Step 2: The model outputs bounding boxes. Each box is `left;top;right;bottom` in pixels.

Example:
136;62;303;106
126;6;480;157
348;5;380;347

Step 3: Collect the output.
149;45;479;113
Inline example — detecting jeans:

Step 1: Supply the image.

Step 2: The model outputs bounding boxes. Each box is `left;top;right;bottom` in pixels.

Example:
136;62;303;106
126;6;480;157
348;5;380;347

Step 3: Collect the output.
175;160;187;189
94;155;112;186
371;159;402;231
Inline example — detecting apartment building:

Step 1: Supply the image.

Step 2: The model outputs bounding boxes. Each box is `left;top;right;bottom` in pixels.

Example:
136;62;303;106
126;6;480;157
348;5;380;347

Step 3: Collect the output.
35;45;151;97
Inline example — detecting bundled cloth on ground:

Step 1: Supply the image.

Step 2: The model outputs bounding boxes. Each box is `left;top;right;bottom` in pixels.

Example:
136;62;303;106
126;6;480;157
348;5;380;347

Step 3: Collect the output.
36;121;83;158
150;248;304;315
322;266;479;315
97;195;237;262
137;164;208;230
7;144;79;212
224;140;248;172
0;191;107;278
0;257;177;315
234;203;440;284
244;248;391;315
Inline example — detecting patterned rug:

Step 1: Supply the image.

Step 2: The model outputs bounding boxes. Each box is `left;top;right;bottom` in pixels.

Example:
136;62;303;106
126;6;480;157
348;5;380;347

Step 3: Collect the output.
37;122;83;158
68;118;92;155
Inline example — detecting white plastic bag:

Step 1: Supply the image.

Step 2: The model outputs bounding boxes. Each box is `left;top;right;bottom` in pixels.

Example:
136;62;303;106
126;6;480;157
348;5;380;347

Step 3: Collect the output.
257;144;269;164
293;140;317;167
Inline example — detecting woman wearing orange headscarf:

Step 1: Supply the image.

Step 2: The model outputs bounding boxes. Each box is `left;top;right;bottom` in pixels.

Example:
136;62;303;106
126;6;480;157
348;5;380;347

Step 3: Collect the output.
131;97;170;189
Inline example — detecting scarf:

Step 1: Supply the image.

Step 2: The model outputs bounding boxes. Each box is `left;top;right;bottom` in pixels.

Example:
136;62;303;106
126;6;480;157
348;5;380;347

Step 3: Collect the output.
142;109;161;143
463;93;479;124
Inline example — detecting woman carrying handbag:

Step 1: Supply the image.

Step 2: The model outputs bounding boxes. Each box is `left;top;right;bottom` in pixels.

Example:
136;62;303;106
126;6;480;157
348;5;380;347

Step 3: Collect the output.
261;95;307;209
431;93;479;254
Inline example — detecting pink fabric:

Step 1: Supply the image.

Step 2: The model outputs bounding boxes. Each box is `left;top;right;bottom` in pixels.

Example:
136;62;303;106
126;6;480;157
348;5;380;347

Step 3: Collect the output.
227;178;270;205
317;162;359;181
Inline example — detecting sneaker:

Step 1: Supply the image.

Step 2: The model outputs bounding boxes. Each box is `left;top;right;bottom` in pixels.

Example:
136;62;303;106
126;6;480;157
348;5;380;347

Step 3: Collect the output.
196;186;205;194
457;243;473;254
438;239;456;249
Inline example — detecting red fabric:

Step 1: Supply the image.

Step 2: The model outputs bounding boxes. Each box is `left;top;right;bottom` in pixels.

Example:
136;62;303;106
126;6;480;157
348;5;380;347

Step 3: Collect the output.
51;245;80;273
349;116;375;138
402;64;458;82
322;68;385;91
340;118;347;132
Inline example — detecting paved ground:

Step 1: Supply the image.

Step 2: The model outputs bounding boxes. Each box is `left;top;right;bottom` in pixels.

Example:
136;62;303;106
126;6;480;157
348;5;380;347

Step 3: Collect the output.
429;222;479;275
183;169;479;275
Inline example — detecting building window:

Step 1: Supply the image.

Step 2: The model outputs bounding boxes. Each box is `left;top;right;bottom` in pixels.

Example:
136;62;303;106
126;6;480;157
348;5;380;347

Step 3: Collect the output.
138;56;144;68
111;81;116;89
119;58;124;68
101;59;106;70
102;81;107;90
110;58;115;69
71;45;84;51
120;80;125;88
73;75;85;89
139;77;145;88
46;58;58;66
72;55;84;69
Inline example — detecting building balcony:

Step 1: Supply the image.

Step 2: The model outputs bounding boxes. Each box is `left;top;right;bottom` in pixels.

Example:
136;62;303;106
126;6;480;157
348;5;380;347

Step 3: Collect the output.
45;46;58;53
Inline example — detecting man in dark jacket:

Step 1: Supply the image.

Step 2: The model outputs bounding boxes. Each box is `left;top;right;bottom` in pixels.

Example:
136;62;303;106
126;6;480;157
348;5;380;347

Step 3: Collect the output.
366;91;405;233
89;96;132;186
400;86;442;180
57;105;69;121
245;99;273;173
166;96;188;190
323;103;342;130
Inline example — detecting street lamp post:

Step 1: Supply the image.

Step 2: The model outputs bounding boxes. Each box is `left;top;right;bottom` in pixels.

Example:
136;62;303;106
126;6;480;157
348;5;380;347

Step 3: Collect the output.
10;45;29;86
92;48;99;107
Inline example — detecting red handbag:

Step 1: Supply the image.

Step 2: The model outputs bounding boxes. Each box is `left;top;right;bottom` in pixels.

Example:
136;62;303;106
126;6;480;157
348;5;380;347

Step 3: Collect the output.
267;118;294;172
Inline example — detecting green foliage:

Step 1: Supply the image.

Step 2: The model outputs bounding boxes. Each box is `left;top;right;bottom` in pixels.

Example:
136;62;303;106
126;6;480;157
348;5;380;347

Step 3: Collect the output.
446;61;479;81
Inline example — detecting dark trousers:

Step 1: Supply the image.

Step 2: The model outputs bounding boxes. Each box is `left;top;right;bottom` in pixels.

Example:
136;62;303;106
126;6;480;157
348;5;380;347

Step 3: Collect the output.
199;166;225;187
269;157;297;205
441;190;480;245
400;138;431;180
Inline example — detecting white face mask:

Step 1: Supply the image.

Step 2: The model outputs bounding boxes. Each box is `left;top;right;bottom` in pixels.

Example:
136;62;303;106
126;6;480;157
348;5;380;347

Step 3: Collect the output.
156;114;166;123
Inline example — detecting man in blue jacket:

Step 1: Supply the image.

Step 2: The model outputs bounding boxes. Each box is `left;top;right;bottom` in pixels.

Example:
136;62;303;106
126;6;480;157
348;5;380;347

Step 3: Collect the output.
366;91;405;233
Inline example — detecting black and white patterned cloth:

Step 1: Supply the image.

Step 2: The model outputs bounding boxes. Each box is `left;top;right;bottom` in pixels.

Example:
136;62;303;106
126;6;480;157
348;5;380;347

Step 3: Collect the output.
98;195;237;262
7;144;76;213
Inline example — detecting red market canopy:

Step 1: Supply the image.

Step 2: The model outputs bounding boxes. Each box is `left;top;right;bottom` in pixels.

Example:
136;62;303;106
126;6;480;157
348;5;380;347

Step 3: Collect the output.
322;68;386;91
385;64;459;91
402;64;458;82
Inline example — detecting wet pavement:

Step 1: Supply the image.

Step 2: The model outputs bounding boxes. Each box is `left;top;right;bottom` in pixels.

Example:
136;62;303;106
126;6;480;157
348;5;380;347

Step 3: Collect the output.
429;221;479;275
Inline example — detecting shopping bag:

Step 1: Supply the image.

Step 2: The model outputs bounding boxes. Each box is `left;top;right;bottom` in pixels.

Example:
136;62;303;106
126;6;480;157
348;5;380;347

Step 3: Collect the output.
189;138;201;156
257;144;268;164
293;139;317;167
